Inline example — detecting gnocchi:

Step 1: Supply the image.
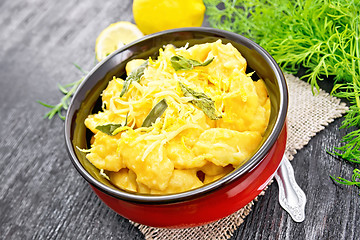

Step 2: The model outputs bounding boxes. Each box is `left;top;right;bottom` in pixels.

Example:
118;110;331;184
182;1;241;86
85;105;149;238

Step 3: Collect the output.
84;40;270;194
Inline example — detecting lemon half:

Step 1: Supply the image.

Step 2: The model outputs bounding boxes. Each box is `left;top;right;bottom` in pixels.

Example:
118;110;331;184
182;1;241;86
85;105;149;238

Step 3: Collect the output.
95;21;144;62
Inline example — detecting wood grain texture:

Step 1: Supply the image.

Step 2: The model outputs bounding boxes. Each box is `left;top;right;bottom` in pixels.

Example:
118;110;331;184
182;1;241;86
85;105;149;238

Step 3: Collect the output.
0;0;358;239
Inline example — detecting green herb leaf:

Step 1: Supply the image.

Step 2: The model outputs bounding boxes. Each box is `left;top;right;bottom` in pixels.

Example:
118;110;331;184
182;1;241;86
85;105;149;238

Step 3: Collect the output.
57;83;69;94
171;55;213;71
95;123;123;135
120;60;148;97
141;98;168;127
179;82;221;120
37;101;56;109
95;113;129;135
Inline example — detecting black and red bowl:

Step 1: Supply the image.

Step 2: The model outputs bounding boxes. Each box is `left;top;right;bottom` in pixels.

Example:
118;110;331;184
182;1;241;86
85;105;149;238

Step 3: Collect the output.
64;27;288;228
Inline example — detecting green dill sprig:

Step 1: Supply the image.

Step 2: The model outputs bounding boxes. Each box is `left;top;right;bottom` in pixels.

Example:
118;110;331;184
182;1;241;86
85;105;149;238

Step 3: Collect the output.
331;169;360;195
330;106;360;164
38;63;86;120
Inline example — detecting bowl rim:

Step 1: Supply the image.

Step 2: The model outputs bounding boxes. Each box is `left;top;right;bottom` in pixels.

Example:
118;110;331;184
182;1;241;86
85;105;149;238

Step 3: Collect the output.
65;27;288;204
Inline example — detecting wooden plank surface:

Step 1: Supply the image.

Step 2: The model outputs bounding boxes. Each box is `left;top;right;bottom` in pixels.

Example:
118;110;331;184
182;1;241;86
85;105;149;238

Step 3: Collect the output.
0;0;358;239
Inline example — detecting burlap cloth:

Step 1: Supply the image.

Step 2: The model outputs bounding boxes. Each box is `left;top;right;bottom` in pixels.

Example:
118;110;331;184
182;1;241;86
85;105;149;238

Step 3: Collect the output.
132;73;348;240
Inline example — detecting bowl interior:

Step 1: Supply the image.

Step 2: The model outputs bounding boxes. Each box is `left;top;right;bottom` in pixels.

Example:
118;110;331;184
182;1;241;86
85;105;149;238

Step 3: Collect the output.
65;28;287;203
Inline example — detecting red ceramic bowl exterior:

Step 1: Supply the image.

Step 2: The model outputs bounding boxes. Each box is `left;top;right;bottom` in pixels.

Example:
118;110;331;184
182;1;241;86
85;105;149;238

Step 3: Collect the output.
65;27;289;229
92;125;286;228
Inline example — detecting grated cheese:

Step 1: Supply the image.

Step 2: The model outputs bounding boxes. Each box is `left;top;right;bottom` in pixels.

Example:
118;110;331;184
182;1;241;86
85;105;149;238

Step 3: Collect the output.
84;40;271;194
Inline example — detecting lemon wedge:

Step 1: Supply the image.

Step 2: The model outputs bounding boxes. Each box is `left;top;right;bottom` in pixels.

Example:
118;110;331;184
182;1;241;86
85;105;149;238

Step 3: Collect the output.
95;21;144;61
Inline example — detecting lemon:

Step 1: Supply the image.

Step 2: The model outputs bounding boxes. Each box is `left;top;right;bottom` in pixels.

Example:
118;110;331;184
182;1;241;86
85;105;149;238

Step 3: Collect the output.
95;21;144;61
133;0;205;35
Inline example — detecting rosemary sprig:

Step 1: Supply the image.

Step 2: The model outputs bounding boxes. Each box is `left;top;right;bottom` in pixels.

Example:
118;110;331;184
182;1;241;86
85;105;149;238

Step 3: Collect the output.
38;63;86;120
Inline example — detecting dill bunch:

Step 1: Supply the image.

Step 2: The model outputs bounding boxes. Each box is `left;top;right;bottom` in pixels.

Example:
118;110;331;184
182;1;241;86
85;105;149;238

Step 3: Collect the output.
204;0;360;192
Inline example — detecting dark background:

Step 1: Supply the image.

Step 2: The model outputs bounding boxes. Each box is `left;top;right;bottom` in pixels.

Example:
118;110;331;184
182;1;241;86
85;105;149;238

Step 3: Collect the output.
0;0;359;239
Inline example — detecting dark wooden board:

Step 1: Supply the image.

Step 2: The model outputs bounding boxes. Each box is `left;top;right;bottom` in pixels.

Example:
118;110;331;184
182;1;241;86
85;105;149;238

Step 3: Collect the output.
0;0;358;239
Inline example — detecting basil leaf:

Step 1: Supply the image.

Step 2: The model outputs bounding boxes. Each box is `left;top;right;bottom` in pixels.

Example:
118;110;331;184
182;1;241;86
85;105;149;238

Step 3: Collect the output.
171;55;214;71
141;99;168;127
120;60;148;97
95;123;123;135
179;82;221;120
95;113;129;136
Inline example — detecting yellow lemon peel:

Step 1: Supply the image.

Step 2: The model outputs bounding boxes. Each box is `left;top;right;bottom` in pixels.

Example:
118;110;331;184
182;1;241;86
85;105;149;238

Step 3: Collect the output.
95;21;144;61
133;0;205;35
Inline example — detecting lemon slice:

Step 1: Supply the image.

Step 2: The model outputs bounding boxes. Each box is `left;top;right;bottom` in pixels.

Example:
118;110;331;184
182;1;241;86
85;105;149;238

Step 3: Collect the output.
95;21;144;61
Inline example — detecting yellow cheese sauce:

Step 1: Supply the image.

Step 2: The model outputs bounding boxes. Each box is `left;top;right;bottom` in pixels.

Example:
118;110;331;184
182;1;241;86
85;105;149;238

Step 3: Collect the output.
84;40;270;194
